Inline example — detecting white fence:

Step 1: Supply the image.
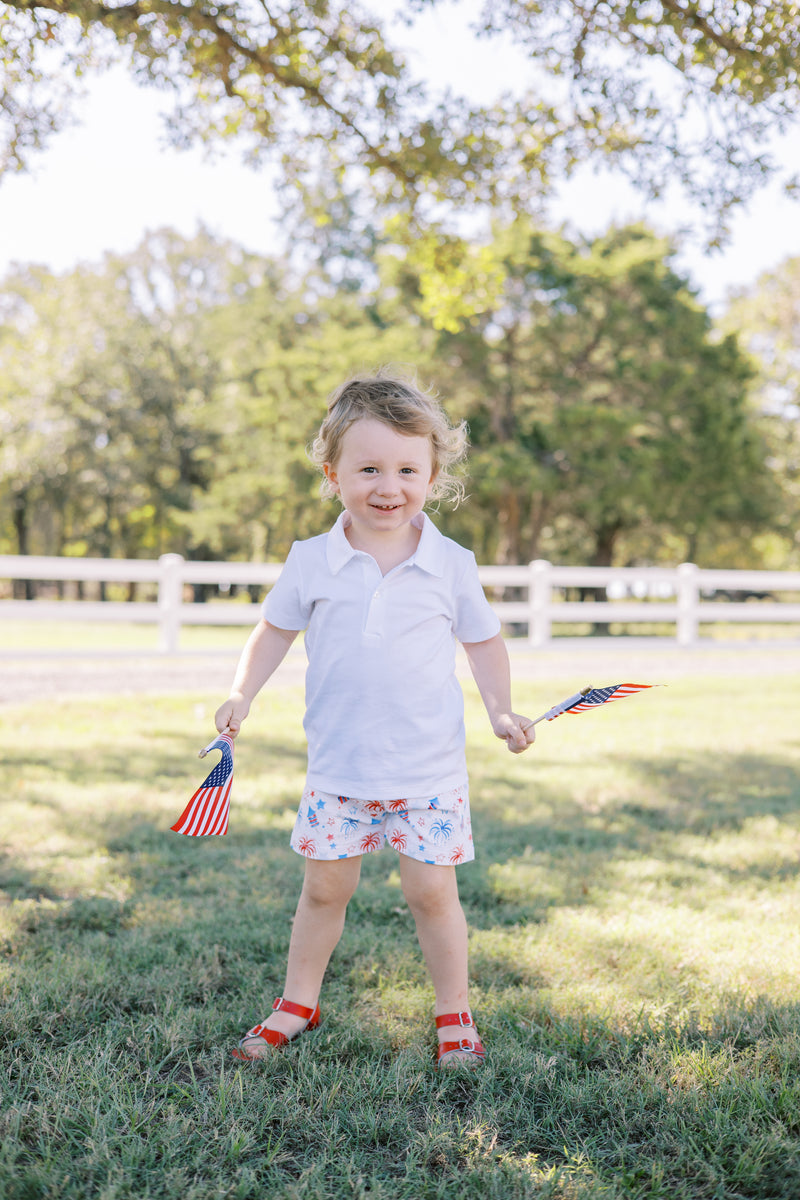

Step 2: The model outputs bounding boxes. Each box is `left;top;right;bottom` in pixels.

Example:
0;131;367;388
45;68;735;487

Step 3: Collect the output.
1;554;800;653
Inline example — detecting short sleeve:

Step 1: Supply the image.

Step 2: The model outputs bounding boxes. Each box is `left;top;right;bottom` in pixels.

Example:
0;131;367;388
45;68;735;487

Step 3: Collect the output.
261;542;311;630
452;551;502;643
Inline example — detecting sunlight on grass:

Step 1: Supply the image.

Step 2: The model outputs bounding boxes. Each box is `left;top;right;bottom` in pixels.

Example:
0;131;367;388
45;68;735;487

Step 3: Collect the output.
0;618;257;652
3;615;799;655
2;670;800;1198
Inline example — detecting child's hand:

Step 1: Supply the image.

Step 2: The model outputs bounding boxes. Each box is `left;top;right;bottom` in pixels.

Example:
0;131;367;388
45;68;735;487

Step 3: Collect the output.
493;713;536;754
215;693;251;738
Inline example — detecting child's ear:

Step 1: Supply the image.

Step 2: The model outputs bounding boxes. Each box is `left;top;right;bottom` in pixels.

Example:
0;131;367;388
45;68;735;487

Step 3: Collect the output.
323;462;340;492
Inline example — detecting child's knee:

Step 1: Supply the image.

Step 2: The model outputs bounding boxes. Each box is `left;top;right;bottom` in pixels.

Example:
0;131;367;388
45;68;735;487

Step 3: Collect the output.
401;864;459;918
302;858;360;909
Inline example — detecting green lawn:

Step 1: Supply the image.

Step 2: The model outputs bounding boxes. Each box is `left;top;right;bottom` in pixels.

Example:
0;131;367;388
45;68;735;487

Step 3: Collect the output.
0;619;252;653
2;671;800;1198
2;616;799;653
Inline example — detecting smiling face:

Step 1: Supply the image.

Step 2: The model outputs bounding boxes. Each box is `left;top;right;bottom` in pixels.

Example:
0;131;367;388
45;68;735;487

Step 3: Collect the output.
323;417;436;548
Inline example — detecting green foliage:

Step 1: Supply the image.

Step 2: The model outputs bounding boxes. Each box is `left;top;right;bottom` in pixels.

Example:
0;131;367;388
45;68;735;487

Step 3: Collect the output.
472;0;800;237
0;220;784;568
0;228;296;560
180;276;433;563
384;220;775;566
721;257;800;567
1;1;799;234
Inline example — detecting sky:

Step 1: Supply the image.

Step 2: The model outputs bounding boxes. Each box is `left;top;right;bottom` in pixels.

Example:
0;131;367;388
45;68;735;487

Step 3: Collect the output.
2;4;799;312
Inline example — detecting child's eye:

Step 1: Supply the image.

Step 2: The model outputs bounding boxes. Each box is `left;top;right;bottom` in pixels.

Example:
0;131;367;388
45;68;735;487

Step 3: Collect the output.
361;466;377;474
400;468;416;475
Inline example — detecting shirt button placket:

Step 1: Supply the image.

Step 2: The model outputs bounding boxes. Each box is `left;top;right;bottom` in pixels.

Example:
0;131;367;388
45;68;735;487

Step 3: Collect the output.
367;587;384;636
363;564;384;637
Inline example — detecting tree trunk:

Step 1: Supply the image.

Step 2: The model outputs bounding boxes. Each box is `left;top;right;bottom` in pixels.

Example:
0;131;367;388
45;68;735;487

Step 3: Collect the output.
495;485;522;566
584;523;621;635
12;490;34;599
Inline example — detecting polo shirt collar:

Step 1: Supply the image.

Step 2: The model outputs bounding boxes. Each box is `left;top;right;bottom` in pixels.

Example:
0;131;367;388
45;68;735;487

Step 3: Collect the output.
411;512;446;576
325;510;446;577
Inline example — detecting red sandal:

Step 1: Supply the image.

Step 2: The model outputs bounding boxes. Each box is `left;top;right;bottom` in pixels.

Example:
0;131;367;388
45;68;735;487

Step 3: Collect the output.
232;996;321;1061
435;1009;486;1068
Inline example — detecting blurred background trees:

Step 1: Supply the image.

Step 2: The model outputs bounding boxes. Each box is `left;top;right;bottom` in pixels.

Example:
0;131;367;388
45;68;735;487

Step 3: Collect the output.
0;1;798;570
1;221;791;568
3;1;799;237
721;258;800;568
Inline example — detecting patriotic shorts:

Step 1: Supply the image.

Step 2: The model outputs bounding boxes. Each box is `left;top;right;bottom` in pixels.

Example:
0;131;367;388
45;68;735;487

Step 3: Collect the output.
290;783;473;865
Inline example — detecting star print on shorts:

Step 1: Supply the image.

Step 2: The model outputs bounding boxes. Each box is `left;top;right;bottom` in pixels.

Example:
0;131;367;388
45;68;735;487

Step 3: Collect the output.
290;783;473;865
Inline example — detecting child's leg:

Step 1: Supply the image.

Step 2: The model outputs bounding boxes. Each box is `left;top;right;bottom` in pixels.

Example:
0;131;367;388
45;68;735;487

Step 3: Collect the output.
244;856;361;1047
399;856;480;1056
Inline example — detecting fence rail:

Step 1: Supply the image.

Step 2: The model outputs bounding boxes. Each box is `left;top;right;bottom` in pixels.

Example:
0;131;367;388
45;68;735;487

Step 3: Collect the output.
2;554;800;653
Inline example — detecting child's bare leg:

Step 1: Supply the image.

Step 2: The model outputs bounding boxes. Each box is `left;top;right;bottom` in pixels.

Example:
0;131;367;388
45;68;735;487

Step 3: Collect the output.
242;856;361;1051
399;856;480;1060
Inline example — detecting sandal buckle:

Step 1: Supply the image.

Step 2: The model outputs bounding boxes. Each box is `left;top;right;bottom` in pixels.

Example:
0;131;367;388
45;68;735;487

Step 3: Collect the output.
457;1010;472;1027
459;1038;475;1052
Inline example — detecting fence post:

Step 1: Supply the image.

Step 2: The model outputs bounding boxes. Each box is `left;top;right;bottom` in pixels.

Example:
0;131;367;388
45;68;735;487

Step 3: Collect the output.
158;553;184;654
529;559;552;647
676;562;699;646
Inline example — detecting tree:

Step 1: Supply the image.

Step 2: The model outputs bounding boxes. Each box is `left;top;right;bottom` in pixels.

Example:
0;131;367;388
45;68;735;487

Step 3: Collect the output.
0;219;783;576
0;220;431;569
1;1;799;238
722;256;800;567
380;219;778;567
0;262;104;562
0;228;265;564
470;0;800;232
184;270;435;564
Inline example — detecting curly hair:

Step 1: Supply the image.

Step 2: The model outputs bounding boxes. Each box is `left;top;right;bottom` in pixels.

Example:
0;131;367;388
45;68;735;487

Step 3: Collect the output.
309;368;468;507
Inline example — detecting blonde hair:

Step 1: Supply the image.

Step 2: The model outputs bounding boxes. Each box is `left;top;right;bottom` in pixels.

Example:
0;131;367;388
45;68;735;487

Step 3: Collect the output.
310;369;468;506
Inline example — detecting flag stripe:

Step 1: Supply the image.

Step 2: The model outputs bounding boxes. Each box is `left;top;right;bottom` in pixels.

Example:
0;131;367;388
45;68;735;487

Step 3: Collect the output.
189;790;217;836
207;777;233;835
548;683;654;720
198;780;229;836
191;787;220;835
171;733;234;837
188;782;221;835
184;786;218;836
199;782;228;835
175;782;227;837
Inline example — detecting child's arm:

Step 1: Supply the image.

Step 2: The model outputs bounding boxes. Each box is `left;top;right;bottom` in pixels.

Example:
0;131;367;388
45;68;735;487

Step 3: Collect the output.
461;632;535;754
214;619;299;736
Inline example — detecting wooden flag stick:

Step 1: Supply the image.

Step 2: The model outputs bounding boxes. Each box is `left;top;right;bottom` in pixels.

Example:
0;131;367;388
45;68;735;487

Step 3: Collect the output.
529;686;593;728
198;728;232;758
529;683;659;730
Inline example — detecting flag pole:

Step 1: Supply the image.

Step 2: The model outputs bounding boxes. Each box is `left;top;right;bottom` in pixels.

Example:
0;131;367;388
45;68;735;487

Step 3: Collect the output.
198;727;233;758
529;686;593;728
528;682;659;729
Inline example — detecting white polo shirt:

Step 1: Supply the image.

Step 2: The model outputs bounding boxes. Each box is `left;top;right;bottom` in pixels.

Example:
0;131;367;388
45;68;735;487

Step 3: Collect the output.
262;511;501;799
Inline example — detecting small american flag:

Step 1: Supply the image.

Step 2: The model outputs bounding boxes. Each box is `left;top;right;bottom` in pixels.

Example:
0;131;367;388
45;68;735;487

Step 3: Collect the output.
534;683;656;725
171;733;234;836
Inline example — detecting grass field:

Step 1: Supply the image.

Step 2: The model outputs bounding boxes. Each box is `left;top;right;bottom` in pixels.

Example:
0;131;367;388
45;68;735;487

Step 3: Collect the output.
2;667;800;1198
0;619;251;653
2;616;800;654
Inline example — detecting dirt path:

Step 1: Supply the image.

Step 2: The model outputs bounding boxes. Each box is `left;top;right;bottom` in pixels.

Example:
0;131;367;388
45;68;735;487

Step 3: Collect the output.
2;639;798;705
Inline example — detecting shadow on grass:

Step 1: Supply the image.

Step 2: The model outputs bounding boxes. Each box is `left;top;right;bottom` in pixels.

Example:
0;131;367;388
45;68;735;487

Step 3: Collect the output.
4;742;799;935
461;746;800;924
3;733;797;1035
4;738;800;1198
3;973;800;1200
14;731;308;790
0;850;65;903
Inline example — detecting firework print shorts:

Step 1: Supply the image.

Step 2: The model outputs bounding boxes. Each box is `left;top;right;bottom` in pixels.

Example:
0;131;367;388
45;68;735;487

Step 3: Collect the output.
290;782;473;865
